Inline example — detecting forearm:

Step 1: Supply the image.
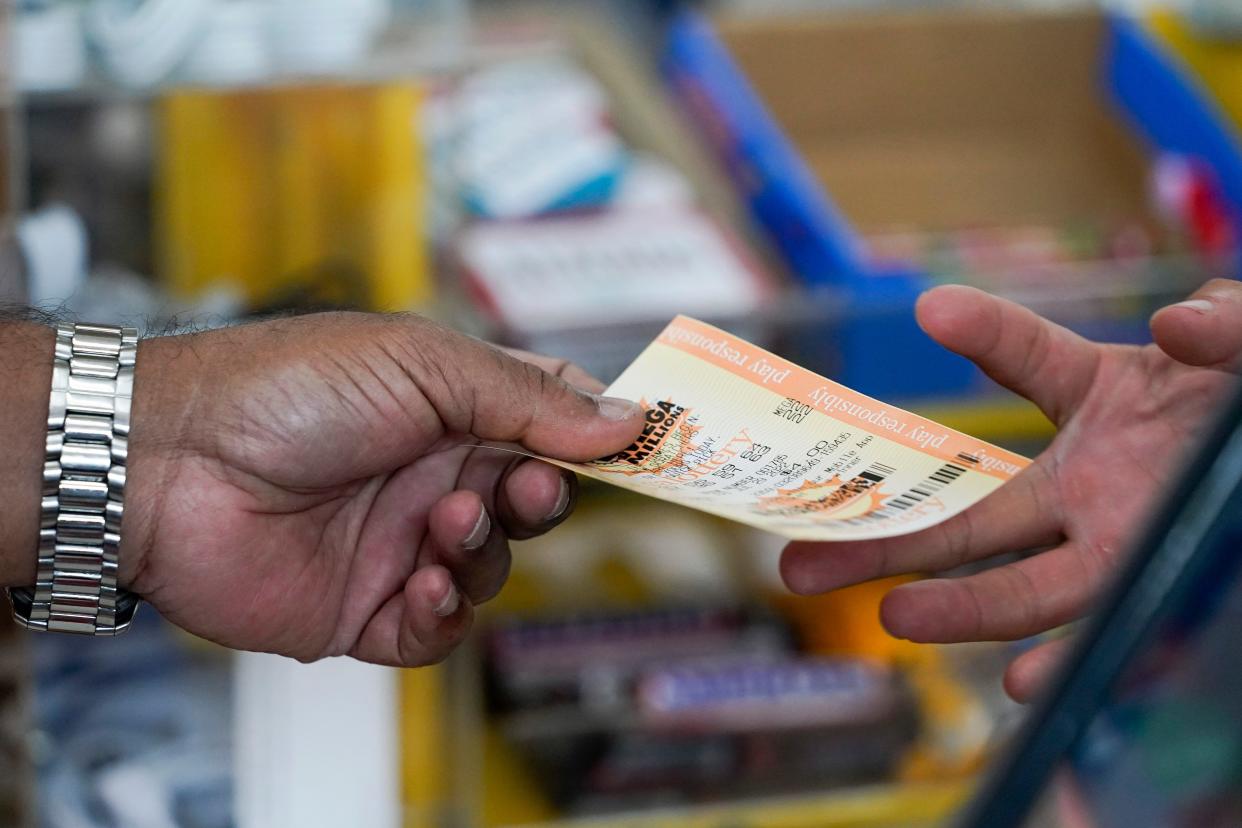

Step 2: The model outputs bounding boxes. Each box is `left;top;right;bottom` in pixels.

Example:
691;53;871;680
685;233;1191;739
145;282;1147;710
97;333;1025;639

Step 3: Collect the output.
0;319;55;588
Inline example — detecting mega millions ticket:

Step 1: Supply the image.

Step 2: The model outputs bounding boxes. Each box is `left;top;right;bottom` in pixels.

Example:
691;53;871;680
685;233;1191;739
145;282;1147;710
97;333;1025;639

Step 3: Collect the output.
554;316;1032;541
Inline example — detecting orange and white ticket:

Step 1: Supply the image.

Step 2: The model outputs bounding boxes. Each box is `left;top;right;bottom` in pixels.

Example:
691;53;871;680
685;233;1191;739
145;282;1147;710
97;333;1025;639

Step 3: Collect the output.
556;316;1031;541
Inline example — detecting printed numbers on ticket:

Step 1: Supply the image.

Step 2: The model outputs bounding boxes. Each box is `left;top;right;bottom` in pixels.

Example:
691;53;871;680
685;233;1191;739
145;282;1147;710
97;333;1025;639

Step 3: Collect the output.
554;316;1031;541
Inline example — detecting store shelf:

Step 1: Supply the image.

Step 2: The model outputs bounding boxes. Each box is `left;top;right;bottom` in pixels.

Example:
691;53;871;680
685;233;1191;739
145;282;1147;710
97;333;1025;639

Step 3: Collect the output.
516;780;971;828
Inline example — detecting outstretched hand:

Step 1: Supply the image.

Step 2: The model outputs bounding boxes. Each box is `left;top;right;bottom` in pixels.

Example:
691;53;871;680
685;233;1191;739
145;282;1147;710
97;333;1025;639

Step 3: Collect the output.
121;313;645;666
780;279;1242;701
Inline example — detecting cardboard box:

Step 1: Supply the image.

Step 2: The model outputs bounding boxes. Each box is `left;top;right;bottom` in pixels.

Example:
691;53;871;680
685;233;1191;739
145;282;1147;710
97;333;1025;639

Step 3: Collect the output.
713;9;1155;236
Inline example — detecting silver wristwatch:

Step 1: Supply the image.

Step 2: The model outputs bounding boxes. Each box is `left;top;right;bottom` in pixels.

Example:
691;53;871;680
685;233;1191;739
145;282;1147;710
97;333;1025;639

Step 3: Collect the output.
6;322;141;635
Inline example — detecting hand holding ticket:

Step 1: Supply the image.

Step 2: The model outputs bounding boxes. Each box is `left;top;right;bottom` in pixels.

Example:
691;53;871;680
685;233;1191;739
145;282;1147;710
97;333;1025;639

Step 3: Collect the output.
552;316;1030;541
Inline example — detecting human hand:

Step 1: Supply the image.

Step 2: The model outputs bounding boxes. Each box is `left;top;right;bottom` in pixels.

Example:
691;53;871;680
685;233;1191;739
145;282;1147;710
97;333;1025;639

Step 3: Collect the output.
120;313;644;666
780;279;1242;701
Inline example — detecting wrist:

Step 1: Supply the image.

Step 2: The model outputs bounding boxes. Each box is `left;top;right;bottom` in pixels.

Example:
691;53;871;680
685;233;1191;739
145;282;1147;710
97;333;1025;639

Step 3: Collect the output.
115;334;195;591
0;322;54;589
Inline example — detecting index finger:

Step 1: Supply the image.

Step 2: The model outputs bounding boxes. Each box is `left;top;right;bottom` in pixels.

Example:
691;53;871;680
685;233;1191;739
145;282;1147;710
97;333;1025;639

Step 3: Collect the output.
916;285;1101;425
502;348;607;394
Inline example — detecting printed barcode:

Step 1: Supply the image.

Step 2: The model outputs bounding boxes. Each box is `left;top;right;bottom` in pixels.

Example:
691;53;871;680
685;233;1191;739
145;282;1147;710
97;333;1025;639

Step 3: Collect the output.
857;462;897;484
955;452;981;466
840;462;967;526
760;461;900;518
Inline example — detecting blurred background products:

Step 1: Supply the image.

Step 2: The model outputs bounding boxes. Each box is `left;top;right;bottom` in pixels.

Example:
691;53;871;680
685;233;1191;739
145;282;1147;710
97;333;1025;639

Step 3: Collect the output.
13;3;88;93
15;203;89;306
458;211;769;330
180;1;273;87
441;55;627;219
156;81;430;312
31;614;232;828
483;606;919;815
1188;0;1242;35
14;0;398;92
457;210;773;379
86;0;214;89
269;0;391;76
0;618;32;828
3;2;1242;828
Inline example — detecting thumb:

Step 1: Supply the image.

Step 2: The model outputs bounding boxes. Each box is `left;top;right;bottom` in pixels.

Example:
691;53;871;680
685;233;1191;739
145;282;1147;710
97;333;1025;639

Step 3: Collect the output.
412;323;645;462
1150;278;1242;374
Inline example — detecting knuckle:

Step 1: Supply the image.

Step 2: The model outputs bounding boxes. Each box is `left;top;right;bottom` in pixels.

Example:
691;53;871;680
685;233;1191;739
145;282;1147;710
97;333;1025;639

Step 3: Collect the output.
542;356;575;378
938;513;974;571
955;579;987;640
1076;537;1115;586
1009;566;1042;635
521;358;555;398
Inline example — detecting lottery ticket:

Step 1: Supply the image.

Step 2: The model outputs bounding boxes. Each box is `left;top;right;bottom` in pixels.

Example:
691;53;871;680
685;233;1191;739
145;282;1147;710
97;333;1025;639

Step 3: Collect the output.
554;316;1031;541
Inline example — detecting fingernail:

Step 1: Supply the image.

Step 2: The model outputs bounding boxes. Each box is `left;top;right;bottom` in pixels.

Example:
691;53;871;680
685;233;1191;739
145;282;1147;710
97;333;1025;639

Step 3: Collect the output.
546;476;572;523
595;395;642;421
1171;299;1215;314
433;580;459;617
463;507;490;550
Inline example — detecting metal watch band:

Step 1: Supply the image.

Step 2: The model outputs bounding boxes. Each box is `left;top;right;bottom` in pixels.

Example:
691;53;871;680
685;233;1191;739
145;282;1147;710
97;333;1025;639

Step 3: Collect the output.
6;323;141;635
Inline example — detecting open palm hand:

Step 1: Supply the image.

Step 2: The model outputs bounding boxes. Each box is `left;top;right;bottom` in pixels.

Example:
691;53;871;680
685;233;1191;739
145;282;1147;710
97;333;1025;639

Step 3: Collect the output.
781;279;1242;701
